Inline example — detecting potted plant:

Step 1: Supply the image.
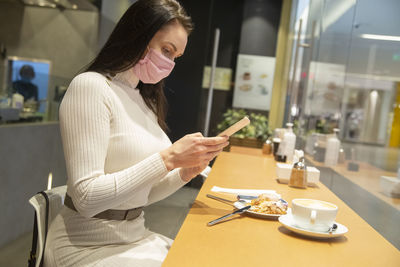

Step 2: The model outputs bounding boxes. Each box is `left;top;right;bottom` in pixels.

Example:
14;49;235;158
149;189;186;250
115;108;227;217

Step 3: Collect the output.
216;109;271;149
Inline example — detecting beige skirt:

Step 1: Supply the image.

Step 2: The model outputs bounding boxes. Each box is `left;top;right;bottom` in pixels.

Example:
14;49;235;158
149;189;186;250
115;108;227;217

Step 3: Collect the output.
44;207;173;267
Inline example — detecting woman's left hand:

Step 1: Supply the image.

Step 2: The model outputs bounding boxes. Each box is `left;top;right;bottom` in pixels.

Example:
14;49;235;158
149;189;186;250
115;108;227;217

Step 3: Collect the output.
179;162;211;182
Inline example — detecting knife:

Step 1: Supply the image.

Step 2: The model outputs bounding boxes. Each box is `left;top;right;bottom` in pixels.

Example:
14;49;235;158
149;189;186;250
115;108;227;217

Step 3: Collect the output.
207;205;251;226
206;194;236;206
237;195;257;200
237;195;288;205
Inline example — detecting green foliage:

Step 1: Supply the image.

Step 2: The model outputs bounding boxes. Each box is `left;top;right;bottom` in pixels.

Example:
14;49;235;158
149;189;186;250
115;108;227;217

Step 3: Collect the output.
305;118;336;136
217;109;271;141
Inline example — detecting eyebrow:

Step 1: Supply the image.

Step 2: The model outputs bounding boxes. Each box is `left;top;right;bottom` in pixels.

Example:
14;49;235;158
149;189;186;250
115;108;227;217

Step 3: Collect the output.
166;42;184;57
166;41;177;52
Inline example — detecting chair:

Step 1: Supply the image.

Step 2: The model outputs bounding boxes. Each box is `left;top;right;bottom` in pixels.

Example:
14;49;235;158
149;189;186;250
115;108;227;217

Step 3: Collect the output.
28;185;67;267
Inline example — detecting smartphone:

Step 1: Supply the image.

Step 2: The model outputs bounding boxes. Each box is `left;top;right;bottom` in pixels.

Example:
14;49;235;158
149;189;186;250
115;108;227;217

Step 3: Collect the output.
217;116;250;137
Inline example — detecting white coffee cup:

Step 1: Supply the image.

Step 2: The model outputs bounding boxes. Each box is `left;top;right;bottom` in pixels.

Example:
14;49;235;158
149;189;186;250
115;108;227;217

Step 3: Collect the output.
291;199;338;232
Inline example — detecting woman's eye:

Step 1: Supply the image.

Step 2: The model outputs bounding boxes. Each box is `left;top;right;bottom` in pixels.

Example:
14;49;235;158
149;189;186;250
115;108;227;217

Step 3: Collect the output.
162;48;169;55
162;48;173;59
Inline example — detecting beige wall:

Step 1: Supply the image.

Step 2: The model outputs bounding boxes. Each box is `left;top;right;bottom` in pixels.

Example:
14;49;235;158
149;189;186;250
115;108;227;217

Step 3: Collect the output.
98;0;137;49
0;123;67;247
0;2;98;109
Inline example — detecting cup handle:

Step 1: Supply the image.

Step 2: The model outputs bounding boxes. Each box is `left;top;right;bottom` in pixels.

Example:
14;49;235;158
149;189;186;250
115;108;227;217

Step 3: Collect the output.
310;210;316;224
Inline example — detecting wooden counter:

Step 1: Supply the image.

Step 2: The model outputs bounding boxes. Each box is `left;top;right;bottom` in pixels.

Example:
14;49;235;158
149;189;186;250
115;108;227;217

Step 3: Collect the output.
163;151;400;267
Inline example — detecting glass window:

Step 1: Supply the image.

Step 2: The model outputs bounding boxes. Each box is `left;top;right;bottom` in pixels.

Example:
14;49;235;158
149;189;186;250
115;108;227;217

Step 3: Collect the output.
287;0;400;249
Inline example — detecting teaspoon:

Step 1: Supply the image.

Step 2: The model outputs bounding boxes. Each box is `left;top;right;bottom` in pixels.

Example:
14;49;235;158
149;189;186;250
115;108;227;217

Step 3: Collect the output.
328;223;338;233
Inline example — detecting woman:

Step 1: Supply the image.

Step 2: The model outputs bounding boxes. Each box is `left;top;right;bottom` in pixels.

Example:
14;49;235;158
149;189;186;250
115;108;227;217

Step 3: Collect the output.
44;1;228;266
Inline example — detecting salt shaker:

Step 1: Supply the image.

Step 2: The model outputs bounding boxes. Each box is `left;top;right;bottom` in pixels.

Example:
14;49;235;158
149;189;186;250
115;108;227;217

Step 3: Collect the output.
289;157;307;188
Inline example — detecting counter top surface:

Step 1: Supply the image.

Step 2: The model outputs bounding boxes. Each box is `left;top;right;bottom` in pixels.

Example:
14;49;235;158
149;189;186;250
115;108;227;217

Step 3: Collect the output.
162;151;400;267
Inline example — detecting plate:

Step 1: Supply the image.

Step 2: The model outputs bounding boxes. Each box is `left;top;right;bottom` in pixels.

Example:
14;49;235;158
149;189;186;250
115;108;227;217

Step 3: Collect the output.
278;210;348;239
234;199;288;219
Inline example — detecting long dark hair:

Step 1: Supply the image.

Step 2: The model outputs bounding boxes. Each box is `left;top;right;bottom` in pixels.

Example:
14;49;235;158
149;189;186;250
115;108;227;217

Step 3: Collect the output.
87;0;193;131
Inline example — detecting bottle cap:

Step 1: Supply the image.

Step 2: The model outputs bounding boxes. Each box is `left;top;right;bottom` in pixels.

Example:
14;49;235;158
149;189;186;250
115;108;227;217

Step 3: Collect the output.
293;157;306;170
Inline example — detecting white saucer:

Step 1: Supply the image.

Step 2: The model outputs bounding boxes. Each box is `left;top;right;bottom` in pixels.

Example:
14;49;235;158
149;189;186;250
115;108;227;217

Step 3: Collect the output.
278;211;348;239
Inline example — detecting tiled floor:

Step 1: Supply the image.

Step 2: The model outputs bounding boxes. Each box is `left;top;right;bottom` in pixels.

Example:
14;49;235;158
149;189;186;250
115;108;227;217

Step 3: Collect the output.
0;186;200;267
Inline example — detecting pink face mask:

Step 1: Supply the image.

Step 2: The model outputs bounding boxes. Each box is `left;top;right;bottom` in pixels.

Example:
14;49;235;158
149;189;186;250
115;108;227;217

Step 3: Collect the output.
132;47;175;84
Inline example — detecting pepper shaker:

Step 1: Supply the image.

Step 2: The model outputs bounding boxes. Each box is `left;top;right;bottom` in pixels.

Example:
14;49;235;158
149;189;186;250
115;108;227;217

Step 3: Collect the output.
262;139;272;155
289;157;307;188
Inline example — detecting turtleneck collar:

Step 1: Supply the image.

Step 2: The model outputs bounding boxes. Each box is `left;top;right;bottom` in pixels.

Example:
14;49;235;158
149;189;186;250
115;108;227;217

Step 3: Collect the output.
112;68;139;89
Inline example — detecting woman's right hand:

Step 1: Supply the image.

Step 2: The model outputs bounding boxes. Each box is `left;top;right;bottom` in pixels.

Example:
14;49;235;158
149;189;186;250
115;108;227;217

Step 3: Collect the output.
160;133;229;171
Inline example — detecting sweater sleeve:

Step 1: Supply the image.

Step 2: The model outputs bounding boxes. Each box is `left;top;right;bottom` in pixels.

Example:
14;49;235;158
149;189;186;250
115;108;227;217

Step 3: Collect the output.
146;169;188;205
60;73;169;218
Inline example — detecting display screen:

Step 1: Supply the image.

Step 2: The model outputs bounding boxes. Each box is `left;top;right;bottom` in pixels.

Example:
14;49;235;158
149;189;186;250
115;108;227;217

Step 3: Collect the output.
6;57;51;113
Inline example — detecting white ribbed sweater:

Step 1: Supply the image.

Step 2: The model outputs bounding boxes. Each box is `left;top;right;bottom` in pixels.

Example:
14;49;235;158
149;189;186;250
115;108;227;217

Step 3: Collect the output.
59;70;186;218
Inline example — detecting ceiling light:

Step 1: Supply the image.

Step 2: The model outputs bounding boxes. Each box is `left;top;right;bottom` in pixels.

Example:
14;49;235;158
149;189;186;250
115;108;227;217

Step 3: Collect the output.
361;34;400;42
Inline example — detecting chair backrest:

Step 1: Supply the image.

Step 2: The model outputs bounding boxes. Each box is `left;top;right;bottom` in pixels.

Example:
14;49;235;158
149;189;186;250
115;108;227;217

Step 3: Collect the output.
28;185;67;267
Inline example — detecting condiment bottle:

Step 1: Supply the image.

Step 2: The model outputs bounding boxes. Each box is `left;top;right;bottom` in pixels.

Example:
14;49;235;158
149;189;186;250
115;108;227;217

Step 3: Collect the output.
324;128;340;166
12;93;24;109
281;123;296;162
338;148;346;164
289;157;307;188
262;139;272;155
